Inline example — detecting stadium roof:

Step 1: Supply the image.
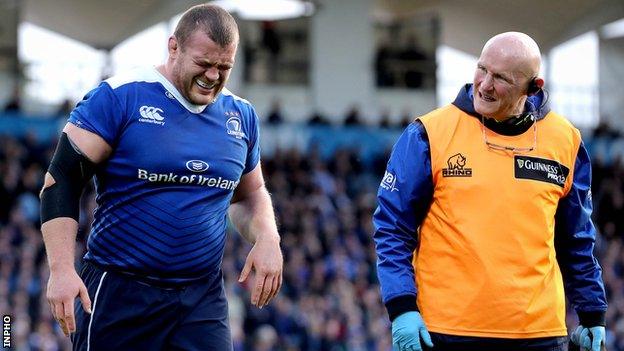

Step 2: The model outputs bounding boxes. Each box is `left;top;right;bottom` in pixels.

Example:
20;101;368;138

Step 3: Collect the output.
21;0;624;52
22;0;200;50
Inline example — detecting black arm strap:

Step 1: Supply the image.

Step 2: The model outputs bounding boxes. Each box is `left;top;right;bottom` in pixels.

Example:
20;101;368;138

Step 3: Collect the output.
40;132;96;224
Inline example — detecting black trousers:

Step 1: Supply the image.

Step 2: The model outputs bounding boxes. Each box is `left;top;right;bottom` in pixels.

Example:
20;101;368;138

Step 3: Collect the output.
422;332;568;351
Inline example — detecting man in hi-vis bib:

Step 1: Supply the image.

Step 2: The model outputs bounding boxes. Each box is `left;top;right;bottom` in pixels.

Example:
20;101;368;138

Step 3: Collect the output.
373;32;607;351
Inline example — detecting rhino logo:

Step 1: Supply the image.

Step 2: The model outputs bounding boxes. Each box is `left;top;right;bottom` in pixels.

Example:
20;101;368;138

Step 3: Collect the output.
442;153;472;177
447;153;466;170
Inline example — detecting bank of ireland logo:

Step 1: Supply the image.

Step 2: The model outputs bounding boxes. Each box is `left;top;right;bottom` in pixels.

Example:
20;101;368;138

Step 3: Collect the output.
226;116;246;139
380;171;399;192
185;160;209;173
442;153;472;177
138;106;165;126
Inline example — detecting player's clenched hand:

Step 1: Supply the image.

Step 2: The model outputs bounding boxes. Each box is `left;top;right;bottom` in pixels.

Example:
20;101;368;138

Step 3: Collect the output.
46;268;91;336
239;235;283;308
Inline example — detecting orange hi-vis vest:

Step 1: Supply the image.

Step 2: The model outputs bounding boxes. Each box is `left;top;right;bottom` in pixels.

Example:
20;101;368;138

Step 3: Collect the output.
416;104;581;338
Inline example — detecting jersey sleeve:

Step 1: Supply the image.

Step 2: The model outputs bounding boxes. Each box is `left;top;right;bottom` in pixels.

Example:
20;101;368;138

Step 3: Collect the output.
243;104;261;174
372;120;434;320
554;141;608;327
68;82;126;146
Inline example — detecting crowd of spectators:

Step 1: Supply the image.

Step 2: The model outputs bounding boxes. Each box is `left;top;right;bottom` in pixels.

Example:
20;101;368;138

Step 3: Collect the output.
1;122;623;350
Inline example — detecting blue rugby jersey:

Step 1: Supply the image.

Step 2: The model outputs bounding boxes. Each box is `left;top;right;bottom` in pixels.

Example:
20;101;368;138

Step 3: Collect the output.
68;67;260;284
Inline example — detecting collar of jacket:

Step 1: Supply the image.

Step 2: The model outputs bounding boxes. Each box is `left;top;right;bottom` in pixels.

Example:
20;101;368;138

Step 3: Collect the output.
451;84;551;136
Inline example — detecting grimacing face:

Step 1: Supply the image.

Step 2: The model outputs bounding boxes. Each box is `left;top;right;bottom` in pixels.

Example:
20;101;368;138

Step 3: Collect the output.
170;30;237;105
472;47;530;121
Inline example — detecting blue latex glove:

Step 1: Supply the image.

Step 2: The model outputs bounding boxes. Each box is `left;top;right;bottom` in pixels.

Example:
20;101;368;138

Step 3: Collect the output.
571;325;606;351
392;311;434;351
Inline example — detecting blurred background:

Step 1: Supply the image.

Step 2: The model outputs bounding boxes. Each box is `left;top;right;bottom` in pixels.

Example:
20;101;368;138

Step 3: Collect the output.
0;0;623;350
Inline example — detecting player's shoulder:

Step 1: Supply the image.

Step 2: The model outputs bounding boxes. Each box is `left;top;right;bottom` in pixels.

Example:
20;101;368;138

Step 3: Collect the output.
104;66;161;90
219;88;253;106
218;88;257;117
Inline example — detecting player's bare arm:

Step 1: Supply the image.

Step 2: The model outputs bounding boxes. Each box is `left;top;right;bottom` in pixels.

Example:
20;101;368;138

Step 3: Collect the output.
229;164;283;308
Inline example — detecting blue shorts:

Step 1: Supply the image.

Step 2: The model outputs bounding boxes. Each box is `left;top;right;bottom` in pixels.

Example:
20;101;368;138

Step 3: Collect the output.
72;262;232;351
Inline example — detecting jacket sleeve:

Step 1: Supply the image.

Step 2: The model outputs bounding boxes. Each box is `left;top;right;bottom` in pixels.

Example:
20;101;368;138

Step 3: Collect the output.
372;120;434;321
554;141;608;327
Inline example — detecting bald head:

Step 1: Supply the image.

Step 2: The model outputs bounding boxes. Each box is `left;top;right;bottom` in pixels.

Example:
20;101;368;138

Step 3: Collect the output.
472;32;545;121
481;32;542;78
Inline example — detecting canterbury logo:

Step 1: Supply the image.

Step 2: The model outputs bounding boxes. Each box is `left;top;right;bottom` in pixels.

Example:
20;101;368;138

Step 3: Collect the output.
139;106;164;121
